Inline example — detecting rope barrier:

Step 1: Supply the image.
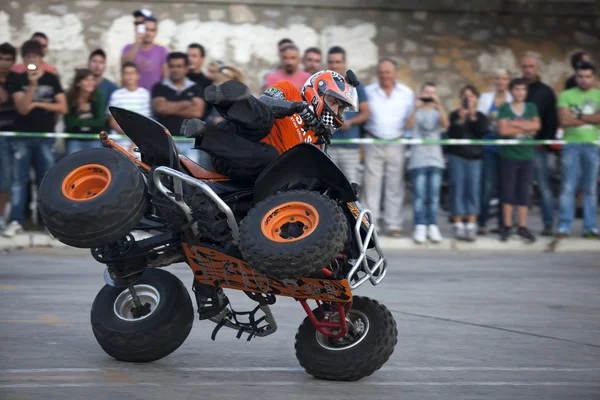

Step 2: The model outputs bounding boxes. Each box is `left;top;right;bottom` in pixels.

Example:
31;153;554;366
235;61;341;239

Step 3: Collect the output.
0;131;598;145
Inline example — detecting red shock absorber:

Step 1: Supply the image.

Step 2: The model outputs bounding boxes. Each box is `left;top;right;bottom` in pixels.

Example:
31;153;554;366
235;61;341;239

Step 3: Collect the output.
298;299;348;339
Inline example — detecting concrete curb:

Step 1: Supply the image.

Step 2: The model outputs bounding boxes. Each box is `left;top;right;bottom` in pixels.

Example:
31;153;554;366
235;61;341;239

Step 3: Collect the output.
1;232;598;253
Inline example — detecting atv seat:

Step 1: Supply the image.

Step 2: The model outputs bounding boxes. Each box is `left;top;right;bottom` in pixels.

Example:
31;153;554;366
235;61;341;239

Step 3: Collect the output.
179;151;229;181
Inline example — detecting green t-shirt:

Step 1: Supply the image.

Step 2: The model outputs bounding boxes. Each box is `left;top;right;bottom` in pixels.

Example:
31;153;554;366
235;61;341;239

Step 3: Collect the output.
557;88;600;143
497;102;539;160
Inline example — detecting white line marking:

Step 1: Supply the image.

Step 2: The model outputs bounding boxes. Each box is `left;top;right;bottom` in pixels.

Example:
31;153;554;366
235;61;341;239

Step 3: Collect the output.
1;382;599;389
2;366;599;374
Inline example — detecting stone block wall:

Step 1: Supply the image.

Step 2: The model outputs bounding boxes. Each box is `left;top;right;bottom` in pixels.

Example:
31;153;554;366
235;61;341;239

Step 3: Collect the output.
1;1;599;109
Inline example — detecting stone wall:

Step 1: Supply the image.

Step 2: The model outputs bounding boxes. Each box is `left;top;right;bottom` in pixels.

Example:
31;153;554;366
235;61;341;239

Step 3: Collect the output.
1;1;599;109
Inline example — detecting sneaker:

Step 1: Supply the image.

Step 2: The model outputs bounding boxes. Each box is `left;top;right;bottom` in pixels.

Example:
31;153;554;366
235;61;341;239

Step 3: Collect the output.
2;221;23;238
556;231;569;239
412;225;427;244
517;227;536;244
477;226;487;236
489;227;502;234
500;226;512;242
387;230;403;238
540;226;554;236
583;230;600;239
180;118;207;138
453;222;465;240
427;225;443;243
464;223;477;242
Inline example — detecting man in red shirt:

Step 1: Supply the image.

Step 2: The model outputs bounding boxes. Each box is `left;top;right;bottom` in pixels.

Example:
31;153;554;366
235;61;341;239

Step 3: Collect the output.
262;44;311;92
183;70;357;179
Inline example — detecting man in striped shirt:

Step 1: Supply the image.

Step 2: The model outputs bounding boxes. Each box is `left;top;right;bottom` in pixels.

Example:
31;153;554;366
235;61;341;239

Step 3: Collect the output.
106;61;151;149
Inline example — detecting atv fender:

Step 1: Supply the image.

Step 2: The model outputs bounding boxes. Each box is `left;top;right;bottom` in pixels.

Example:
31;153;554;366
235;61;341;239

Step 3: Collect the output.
253;143;357;203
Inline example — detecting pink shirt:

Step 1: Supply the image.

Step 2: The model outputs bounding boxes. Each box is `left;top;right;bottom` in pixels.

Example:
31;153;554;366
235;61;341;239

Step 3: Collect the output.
264;69;311;91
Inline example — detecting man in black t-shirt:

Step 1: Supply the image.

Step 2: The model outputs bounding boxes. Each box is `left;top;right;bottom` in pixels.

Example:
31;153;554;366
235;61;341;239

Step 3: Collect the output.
0;42;18;233
186;43;212;95
151;52;205;160
2;40;67;237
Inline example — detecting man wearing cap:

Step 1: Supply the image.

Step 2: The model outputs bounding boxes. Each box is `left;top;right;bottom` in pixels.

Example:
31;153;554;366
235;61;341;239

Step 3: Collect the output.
121;10;169;91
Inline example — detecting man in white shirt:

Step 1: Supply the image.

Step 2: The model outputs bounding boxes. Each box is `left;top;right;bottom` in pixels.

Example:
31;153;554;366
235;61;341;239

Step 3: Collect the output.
362;59;415;237
106;61;151;150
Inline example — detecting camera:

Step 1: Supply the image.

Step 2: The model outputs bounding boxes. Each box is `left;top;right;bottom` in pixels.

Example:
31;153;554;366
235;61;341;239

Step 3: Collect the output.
419;97;433;103
461;97;469;109
136;23;146;34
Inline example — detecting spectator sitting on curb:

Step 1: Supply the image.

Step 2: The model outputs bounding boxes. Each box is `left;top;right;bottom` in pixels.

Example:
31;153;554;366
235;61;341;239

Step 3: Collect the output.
303;47;322;76
497;78;540;243
87;49;117;118
0;42;17;233
3;39;67;238
477;69;512;236
121;15;168;91
12;32;57;75
64;68;106;153
326;46;370;186
406;82;449;244
446;85;488;242
556;61;600;239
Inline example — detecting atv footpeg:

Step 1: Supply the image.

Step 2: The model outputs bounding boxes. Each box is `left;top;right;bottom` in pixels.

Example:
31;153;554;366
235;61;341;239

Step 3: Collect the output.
209;294;278;341
193;282;229;320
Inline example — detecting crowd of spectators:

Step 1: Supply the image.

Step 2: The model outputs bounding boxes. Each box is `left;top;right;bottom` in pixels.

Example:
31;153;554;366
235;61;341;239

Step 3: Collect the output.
0;10;598;245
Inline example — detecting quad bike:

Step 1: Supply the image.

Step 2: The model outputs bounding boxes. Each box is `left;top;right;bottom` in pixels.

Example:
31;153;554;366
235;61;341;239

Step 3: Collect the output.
39;106;397;381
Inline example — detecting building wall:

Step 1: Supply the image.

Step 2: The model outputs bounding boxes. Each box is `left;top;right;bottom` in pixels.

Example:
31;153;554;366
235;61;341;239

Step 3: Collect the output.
1;1;599;108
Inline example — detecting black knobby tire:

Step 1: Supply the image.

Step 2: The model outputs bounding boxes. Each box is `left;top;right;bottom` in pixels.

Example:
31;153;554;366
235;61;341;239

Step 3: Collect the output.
90;268;194;363
295;296;398;381
238;190;347;279
39;147;148;248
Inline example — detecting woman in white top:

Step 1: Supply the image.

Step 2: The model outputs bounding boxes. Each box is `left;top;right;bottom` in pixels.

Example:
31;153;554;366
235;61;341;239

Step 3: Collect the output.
476;69;513;235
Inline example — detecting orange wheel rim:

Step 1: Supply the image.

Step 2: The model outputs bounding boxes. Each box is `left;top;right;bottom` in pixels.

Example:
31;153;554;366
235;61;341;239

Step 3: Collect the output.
261;202;320;243
62;164;112;202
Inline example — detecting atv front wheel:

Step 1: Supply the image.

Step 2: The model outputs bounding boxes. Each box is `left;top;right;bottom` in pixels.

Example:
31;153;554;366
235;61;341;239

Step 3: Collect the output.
39;147;147;248
295;296;397;381
90;268;194;363
239;190;347;279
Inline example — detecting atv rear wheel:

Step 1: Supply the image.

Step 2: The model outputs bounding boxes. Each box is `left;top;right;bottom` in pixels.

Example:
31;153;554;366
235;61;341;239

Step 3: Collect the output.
39;147;147;248
90;268;194;363
295;296;397;381
239;190;347;279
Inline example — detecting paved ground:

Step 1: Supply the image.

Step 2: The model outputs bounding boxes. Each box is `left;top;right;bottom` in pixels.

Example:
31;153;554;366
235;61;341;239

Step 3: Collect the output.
1;248;599;400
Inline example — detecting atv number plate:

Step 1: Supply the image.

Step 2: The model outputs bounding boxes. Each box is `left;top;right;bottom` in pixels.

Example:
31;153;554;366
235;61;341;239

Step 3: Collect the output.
183;244;352;302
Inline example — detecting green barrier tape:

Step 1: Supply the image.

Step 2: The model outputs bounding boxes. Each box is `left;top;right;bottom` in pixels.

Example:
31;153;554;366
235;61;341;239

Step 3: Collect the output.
0;131;599;145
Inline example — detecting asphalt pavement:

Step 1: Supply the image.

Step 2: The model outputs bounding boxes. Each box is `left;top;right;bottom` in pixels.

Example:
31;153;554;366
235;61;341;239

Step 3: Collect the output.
1;248;599;400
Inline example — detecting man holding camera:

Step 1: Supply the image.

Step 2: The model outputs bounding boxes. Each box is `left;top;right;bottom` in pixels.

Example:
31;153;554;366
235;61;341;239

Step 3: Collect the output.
121;10;169;91
3;40;67;238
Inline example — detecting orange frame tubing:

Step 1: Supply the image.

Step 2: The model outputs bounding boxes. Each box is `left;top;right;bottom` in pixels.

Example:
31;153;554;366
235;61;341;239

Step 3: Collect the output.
99;131;151;171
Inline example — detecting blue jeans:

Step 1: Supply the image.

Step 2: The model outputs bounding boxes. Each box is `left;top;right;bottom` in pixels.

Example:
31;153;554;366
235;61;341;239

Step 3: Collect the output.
65;139;103;154
448;155;482;216
9;138;56;225
478;151;502;228
557;144;599;234
533;149;555;227
410;167;442;225
0;137;12;192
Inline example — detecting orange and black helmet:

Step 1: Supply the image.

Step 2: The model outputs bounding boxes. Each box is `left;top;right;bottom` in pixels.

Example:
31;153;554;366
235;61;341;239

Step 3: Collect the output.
301;70;358;129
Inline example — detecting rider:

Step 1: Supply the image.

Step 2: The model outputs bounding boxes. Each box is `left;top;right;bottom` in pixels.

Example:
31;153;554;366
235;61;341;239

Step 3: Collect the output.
181;70;358;179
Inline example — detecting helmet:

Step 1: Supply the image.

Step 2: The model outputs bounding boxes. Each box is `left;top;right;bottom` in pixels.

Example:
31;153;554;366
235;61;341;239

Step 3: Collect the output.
301;70;358;130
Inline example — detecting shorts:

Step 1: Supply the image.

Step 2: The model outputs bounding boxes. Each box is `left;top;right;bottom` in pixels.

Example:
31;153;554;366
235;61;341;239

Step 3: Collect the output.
0;136;12;192
500;157;534;206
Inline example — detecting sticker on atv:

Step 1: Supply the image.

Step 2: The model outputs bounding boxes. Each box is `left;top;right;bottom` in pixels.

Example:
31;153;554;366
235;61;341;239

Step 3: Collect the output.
183;244;352;302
